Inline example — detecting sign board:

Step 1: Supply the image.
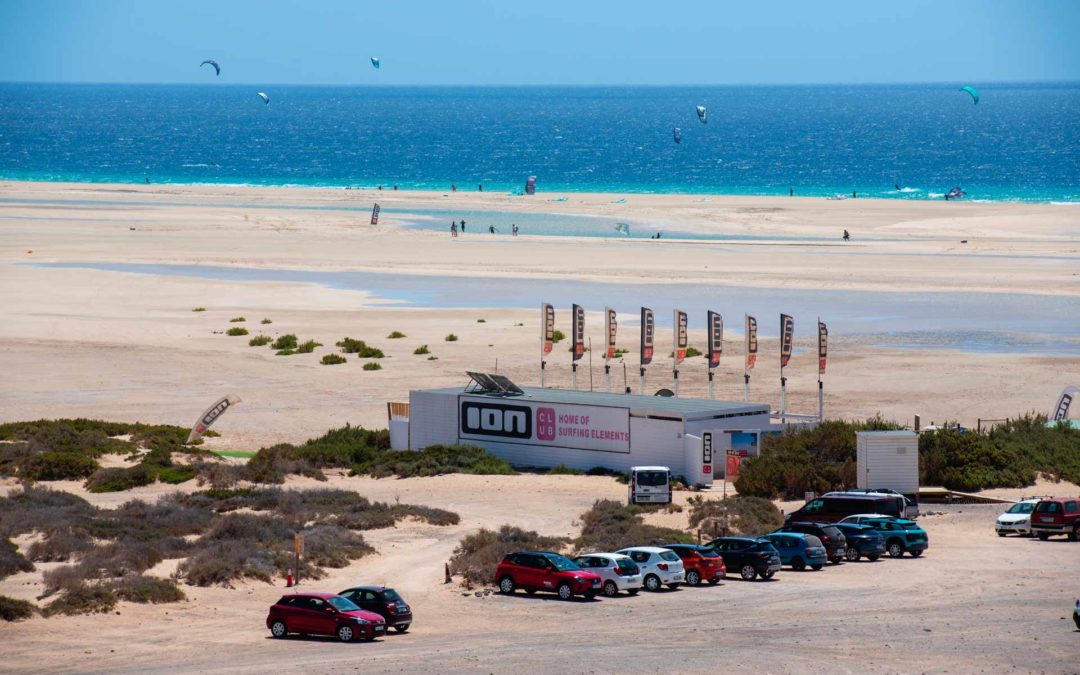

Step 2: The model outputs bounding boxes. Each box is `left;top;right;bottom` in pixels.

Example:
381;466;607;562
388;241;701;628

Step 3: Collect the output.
707;311;723;369
293;533;304;556
640;307;654;365
604;307;617;360
673;309;688;365
541;303;554;356
571;304;585;361
702;431;714;465
458;396;630;453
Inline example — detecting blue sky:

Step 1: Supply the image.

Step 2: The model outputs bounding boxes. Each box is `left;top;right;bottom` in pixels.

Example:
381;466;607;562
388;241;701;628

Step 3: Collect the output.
1;0;1078;85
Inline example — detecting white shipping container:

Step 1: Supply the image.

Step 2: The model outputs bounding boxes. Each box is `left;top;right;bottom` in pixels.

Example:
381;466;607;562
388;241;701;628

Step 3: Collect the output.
856;430;919;496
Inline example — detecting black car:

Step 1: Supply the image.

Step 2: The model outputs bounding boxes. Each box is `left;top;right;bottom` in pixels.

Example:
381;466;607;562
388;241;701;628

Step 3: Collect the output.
832;523;886;562
704;537;782;581
338;586;413;633
773;522;847;564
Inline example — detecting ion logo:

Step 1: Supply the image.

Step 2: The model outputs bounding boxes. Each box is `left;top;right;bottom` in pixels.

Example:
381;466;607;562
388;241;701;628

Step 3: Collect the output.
461;401;532;439
536;407;556;441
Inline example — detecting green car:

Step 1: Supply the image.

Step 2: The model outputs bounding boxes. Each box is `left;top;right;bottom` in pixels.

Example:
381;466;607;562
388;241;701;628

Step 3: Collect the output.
859;517;928;558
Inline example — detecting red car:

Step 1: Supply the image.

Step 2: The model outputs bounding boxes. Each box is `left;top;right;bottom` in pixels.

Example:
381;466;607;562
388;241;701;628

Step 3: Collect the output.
1031;497;1080;541
495;551;603;600
266;592;386;642
661;544;726;585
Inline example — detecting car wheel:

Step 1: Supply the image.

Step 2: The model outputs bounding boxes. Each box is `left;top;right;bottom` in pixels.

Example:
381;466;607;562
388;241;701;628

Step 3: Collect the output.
686;570;701;586
644;574;661;592
707;578;721;585
667;583;680;590
887;541;904;558
498;576;515;594
584;590;597;600
791;557;806;571
626;589;639;596
760;570;774;580
270;620;288;639
810;564;823;571
740;565;757;581
829;556;843;565
1070;525;1079;542
1037;532;1050;541
867;554;880;562
603;580;618;597
337;625;355;643
910;549;923;557
557;583;573;600
394;625;409;633
846;546;860;562
997;531;1007;537
525;588;537;595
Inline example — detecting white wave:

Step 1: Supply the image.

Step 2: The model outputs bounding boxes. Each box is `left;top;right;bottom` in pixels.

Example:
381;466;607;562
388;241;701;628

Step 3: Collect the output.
181;163;210;168
898;187;920;193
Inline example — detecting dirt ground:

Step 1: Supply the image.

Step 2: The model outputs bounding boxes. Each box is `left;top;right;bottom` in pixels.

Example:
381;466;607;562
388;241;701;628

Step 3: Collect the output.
1;474;1077;674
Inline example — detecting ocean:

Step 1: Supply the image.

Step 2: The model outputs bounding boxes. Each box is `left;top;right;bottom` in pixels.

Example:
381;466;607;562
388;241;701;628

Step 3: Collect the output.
0;82;1077;201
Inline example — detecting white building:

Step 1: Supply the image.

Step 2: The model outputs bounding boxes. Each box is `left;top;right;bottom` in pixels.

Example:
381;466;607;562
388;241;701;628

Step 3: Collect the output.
402;374;774;486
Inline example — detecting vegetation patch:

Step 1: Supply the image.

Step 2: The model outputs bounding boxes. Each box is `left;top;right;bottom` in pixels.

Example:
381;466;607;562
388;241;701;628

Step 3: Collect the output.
244;425;390;483
351;444;515;479
226;327;249;336
0;595;37;621
0;539;33;579
687;495;784;537
275;348;296;356
387;331;406;338
476;318;486;323
296;339;322;354
551;329;565;343
574;499;692;553
260;318;272;324
444;333;458;342
546;465;584;475
320;354;347;365
271;334;298;350
191;307;206;312
413;345;430;355
248;335;272;346
112;575;186;604
336;337;385;358
229;317;246;323
362;362;382;371
450;525;568;589
44;583;118;616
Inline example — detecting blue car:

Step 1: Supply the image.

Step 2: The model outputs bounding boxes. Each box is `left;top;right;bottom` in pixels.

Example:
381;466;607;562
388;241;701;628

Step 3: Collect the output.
832;523;886;562
763;532;828;571
860;517;928;558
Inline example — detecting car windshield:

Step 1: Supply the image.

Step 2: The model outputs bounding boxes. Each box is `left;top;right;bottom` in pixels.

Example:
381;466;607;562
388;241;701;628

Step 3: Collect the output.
635;471;669;487
327;596;360;612
545;554;580;571
697;548;720;558
898;522;921;530
616;559;639;573
659;551;679;562
1034;501;1061;513
382;589;402;602
1006;502;1035;514
822;526;842;538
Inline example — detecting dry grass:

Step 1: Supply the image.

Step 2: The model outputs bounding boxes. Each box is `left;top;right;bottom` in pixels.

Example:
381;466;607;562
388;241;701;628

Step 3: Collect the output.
449;525;568;589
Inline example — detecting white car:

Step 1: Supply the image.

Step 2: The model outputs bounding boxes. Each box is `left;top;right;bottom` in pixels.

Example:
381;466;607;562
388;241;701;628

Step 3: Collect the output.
615;546;684;591
996;499;1040;537
838;513;894;525
572;553;644;597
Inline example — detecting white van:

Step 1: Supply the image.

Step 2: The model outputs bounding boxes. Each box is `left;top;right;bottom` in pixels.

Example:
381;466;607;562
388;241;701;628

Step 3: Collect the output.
628;466;672;505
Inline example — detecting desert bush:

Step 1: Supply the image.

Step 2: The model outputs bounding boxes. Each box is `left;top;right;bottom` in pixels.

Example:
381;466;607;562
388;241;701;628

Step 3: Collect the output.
249;335;272;346
413;345;430;355
261;318;272;324
226;327;249;336
271;334;298;350
320;354;347;365
546;465;583;475
296;339;322;354
112;575;186;604
476;318;486;323
427;356;438;361
275;348;296;356
362;362;382;371
229;317;246;323
686;495;784;537
0;595;37;621
449;525;568;588
0;486;96;539
245;425;389;483
551;329;565;343
0;539;33;579
44;583;117;616
444;333;458;342
574;499;692;553
26;527;95;562
336;337;384;358
19;451;99;481
352;444;514;479
85;465;154;492
387;331;406;338
300;526;374;568
191;307;206;312
178;540;280;586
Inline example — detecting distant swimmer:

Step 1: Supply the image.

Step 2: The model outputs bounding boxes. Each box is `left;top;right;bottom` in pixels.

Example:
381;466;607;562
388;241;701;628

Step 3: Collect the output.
843;229;851;241
450;222;458;237
452;184;457;192
393;184;398;190
789;186;794;196
852;190;857;199
895;183;901;191
488;225;497;234
478;184;483;192
145;177;150;184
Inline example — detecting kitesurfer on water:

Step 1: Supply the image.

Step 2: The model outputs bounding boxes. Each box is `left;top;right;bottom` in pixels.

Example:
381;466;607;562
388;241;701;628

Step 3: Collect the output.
843;229;850;241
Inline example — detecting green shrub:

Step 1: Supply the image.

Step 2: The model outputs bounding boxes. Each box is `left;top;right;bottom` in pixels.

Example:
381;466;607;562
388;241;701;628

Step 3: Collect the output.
20;451;99;481
362;362;382;371
450;525;567;588
613;348;629;357
352;444;515;479
226;327;249;336
574;499;692;553
296;339;322;354
0;595;38;621
248;335;271;346
669;347;702;358
336;337;384;358
0;539;33;579
44;583;117;616
260;318;272;324
387;331;406;338
191;307;206;312
112;575;186;604
546;465;583;475
552;329;565;343
271;334;298;350
476;319;486;323
687;495;784;537
275;348;296;356
445;333;458;342
85;466;155;493
427;356;438;361
229;317;246;323
320;354;347;365
245;425;390;482
413;345;430;355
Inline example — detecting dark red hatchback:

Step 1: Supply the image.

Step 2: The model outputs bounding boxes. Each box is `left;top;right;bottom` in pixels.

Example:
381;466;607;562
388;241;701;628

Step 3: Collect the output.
266;592;386;642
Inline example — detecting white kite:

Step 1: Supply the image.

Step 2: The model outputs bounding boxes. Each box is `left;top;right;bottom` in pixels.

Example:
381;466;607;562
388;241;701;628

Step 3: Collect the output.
186;394;242;444
1052;385;1078;421
257;92;270;105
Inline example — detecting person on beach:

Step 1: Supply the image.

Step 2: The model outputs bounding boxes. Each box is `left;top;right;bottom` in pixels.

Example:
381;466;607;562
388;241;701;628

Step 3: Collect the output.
843;229;850;241
789;186;794;196
450;222;458;237
512;223;519;237
852;190;857;198
452;184;457;192
460;219;466;232
393;184;398;190
478;184;483;192
489;225;497;234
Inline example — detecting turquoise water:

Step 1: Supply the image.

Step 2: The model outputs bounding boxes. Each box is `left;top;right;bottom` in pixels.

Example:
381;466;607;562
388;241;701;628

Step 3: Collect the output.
27;262;1080;355
1;83;1078;202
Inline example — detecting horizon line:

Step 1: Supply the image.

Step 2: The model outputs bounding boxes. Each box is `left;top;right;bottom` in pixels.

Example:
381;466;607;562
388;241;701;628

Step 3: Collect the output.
2;79;1079;88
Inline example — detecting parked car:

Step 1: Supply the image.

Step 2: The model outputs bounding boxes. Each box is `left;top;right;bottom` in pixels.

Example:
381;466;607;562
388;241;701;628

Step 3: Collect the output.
1031;497;1080;541
827;489;920;519
787;494;902;523
704;537;782;581
338;586;412;633
659;544;726;585
628;466;672;505
763;532;827;570
266;592;386;642
572;553;643;597
495;551;602;600
614;546;685;591
859;517;929;557
772;522;848;564
838;513;895;525
832;522;886;561
995;499;1041;537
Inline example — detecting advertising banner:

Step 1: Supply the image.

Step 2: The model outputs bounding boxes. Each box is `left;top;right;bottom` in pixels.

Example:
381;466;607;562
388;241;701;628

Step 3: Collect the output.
370;203;380;225
605;307;617;360
745;314;758;372
640;307;654;366
707;310;723;369
780;313;794;369
541;303;554;356
1054;385;1079;421
185;394;241;444
673;309;688;366
458;396;631;453
725;453;742;480
571;304;585;361
818;319;828;375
